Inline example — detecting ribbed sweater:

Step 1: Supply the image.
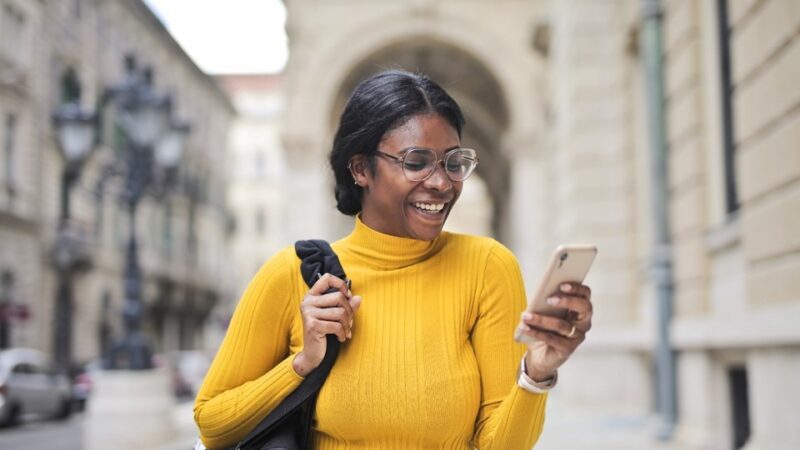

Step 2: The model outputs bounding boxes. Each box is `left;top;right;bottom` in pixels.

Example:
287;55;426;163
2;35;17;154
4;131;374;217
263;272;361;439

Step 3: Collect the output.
194;216;547;449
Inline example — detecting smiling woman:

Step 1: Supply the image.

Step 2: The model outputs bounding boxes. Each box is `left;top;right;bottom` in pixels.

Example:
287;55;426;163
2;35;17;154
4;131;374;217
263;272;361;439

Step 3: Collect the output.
194;70;595;450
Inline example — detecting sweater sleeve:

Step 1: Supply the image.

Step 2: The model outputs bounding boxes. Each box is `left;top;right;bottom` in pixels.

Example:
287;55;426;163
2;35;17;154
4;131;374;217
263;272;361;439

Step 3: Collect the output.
194;247;305;449
471;242;548;450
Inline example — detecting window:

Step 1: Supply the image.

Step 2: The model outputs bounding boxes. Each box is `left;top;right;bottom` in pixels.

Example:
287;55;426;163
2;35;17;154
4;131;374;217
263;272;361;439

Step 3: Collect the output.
162;201;173;260
728;366;751;448
0;270;14;349
3;114;16;192
0;3;26;66
11;363;33;374
716;0;739;214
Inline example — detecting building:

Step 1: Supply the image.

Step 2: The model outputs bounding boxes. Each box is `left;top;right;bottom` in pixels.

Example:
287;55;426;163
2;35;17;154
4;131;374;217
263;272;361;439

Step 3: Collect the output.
216;74;290;301
0;0;235;367
280;0;799;448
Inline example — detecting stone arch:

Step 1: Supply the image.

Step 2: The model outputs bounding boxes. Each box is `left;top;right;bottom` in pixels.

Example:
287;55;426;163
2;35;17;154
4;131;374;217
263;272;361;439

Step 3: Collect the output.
286;10;542;146
283;10;544;243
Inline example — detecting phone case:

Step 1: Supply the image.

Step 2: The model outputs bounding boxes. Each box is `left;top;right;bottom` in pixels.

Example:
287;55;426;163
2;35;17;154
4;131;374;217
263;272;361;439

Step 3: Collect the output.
514;245;597;344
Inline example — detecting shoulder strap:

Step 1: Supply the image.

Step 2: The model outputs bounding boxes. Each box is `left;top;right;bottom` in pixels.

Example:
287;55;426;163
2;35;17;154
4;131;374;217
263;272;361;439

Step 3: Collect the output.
295;240;346;287
235;240;346;450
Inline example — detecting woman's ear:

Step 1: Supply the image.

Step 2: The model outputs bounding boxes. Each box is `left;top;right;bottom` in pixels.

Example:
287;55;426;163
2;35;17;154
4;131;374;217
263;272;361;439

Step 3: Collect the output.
348;155;370;187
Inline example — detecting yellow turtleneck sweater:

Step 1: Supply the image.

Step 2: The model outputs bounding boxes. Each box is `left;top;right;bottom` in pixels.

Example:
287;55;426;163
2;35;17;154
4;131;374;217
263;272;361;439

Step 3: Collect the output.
195;217;547;449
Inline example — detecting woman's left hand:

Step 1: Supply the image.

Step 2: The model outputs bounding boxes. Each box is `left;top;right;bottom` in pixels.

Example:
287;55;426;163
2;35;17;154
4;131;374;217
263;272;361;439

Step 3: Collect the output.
516;282;593;381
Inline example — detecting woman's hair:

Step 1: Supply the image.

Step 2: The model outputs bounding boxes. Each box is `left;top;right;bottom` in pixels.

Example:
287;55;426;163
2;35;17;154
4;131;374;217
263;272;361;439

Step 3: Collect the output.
330;70;465;215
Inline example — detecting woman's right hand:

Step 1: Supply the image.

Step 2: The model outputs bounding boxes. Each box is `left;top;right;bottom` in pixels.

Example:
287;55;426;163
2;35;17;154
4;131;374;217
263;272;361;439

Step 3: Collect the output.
292;273;362;377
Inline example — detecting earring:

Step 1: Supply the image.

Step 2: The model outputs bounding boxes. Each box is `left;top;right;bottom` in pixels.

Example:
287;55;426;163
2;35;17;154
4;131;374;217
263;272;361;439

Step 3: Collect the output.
354;180;359;186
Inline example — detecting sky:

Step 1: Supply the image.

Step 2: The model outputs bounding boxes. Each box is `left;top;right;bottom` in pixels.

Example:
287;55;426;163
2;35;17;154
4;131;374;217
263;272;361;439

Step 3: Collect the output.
142;0;288;74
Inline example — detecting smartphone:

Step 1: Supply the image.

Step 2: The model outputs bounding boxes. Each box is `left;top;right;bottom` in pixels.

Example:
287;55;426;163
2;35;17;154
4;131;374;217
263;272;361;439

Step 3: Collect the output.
514;245;598;344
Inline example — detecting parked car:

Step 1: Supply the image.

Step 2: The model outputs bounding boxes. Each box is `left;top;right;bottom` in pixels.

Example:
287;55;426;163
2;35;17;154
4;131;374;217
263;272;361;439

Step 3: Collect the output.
0;348;72;426
70;361;98;411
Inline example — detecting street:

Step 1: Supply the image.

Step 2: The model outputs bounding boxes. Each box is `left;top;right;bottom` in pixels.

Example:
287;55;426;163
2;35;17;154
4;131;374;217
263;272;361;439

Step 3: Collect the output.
0;399;674;450
0;413;83;450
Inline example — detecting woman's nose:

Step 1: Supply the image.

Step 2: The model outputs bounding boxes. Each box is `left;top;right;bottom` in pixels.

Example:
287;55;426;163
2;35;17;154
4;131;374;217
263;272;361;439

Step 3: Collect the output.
423;163;453;191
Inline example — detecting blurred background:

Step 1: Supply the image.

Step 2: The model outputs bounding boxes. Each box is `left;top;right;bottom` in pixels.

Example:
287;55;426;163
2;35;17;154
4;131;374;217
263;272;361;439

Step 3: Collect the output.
0;0;798;449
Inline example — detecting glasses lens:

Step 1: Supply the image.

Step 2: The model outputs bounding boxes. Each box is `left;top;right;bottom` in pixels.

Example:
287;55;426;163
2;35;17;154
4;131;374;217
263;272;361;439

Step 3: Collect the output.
444;148;478;181
402;148;436;181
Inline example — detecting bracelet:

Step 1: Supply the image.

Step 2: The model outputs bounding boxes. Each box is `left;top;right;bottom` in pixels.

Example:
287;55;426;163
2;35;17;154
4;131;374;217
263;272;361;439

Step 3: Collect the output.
517;357;558;394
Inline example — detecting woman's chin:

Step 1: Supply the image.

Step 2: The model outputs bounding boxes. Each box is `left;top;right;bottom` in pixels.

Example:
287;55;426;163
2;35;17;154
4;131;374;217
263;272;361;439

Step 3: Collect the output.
405;204;448;240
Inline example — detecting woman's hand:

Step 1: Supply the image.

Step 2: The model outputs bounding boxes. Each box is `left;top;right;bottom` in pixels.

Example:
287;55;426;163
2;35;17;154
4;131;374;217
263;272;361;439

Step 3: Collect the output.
516;282;593;381
292;273;362;377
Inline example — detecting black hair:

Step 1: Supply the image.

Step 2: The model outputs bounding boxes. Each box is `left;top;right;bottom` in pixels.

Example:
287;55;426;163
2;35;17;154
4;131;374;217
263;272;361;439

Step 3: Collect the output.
330;70;465;215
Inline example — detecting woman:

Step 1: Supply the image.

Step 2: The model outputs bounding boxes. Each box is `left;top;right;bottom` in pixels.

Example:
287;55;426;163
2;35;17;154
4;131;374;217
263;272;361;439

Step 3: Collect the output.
194;70;593;449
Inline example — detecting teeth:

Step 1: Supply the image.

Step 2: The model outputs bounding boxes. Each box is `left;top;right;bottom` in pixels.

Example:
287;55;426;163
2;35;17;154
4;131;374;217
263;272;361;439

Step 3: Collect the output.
413;202;445;212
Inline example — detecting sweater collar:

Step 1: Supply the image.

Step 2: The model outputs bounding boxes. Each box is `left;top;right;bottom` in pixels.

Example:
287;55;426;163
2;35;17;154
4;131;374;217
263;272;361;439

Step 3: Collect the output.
340;215;447;270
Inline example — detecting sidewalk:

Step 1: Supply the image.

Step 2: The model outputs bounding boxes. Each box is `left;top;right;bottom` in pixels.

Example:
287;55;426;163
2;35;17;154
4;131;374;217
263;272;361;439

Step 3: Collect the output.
152;401;200;450
158;398;678;450
535;397;677;450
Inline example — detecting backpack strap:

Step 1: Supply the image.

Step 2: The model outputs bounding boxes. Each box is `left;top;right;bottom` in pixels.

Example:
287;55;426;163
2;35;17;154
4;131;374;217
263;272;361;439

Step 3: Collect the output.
235;240;346;450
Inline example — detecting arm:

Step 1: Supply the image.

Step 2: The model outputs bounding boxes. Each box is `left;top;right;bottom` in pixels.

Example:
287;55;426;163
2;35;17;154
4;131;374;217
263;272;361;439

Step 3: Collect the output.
471;242;548;450
194;247;304;449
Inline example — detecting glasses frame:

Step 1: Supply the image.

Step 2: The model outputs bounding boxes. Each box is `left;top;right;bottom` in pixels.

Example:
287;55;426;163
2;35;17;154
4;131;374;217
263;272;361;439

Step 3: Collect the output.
374;147;480;182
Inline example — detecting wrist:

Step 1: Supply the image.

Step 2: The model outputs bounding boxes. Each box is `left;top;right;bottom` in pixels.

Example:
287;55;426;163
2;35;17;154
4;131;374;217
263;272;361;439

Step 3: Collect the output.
524;354;556;382
292;352;318;377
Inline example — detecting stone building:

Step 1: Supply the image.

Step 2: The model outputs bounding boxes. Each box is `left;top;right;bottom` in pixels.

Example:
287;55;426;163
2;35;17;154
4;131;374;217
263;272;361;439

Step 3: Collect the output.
216;74;291;300
280;0;799;448
0;0;235;366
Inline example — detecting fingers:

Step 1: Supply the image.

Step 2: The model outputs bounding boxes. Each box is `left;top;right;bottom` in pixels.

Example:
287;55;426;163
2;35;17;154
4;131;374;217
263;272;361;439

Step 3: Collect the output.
313;307;350;337
305;317;348;342
309;289;354;313
546;286;593;327
521;312;575;338
309;273;349;296
312;296;362;340
516;324;578;354
302;277;362;343
559;282;591;299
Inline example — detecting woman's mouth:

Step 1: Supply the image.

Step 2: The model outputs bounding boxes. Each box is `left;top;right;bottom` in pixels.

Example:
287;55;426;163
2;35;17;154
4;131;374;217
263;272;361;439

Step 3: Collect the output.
411;201;447;216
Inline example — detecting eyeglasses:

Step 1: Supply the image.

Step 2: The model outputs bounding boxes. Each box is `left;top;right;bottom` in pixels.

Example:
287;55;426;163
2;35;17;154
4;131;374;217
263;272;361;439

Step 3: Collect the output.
374;147;479;182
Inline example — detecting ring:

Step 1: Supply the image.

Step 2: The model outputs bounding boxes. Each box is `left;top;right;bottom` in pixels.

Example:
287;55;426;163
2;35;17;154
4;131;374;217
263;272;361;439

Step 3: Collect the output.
567;324;577;338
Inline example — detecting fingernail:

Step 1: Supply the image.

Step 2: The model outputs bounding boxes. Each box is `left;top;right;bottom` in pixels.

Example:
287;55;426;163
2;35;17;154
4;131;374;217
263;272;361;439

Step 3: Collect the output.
522;312;533;321
561;283;572;292
347;331;352;339
547;297;559;306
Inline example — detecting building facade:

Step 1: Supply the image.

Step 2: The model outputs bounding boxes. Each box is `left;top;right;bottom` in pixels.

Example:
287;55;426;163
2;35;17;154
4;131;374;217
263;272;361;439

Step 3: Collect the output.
0;0;235;367
216;74;290;301
281;0;799;448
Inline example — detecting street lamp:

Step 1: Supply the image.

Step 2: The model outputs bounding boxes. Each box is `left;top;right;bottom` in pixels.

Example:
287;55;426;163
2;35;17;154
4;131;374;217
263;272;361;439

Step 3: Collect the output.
51;74;97;372
102;55;189;370
51;56;189;372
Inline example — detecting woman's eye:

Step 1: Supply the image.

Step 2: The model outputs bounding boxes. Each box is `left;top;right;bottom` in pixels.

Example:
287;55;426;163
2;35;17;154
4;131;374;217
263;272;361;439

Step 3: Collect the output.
445;161;463;172
404;159;429;171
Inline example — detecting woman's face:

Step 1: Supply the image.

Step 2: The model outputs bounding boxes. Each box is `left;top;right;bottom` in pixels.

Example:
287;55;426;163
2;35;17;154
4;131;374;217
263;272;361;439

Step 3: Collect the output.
355;113;463;241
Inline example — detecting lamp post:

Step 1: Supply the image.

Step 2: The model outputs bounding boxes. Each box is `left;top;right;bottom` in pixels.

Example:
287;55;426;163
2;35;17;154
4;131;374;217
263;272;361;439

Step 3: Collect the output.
103;55;189;370
82;55;190;450
51;75;97;372
52;57;188;372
